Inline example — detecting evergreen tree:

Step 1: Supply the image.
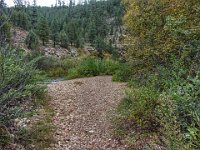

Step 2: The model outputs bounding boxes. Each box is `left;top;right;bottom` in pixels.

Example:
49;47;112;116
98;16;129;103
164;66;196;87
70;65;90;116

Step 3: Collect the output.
37;17;50;45
25;30;39;50
31;0;38;29
88;21;97;44
75;34;84;48
59;30;69;48
18;11;29;29
95;36;107;59
0;12;11;46
8;0;123;53
12;0;29;30
51;19;60;47
66;21;76;46
0;0;5;16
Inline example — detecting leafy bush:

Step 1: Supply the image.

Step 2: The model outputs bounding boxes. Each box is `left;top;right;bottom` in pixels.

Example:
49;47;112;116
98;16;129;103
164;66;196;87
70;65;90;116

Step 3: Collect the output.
113;63;133;82
142;59;200;148
116;59;200;148
170;75;200;148
36;56;80;78
0;47;44;146
123;0;200;68
115;0;200;149
67;58;121;79
113;86;184;149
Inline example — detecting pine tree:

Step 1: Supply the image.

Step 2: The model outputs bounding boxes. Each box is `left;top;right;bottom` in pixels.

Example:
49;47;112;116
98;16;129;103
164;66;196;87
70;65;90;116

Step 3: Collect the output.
66;21;76;46
75;34;84;48
12;0;29;30
0;0;5;16
25;30;39;50
31;0;37;29
95;36;106;59
18;11;29;29
88;21;97;44
51;19;60;47
59;30;69;48
0;2;11;46
37;17;50;45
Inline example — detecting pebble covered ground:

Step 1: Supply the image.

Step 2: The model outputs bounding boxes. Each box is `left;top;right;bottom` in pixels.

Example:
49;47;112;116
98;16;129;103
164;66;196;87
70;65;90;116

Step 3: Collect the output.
46;76;127;150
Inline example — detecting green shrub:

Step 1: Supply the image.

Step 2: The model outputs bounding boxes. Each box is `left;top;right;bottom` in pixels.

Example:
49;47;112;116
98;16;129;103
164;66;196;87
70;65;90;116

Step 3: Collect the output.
170;75;200;148
66;68;80;79
113;86;184;149
113;63;133;82
66;58;121;79
142;58;200;148
36;57;80;78
36;56;124;79
123;59;200;148
0;47;45;146
47;67;66;78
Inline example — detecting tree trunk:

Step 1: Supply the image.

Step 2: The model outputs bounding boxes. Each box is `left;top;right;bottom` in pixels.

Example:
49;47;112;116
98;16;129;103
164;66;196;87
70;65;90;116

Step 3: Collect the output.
53;35;56;47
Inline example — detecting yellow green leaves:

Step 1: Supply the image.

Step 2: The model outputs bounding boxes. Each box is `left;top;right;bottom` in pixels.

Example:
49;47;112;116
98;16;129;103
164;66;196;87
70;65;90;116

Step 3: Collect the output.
123;0;200;68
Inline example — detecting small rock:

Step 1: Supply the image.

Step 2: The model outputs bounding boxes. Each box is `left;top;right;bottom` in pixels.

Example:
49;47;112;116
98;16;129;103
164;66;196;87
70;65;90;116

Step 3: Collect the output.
88;130;95;134
87;144;93;150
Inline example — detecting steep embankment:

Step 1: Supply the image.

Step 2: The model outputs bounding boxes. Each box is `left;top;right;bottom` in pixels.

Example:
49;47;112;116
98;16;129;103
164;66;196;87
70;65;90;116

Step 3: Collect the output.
11;27;74;58
47;76;127;150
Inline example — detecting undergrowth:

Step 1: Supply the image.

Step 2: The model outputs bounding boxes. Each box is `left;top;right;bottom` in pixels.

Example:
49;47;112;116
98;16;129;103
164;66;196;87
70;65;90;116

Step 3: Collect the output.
112;60;200;149
37;56;131;81
0;48;54;149
16;94;55;150
66;57;121;79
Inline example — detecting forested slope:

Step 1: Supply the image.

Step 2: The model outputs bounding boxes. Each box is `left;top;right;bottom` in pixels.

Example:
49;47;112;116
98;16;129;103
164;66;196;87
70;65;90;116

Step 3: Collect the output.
9;0;124;57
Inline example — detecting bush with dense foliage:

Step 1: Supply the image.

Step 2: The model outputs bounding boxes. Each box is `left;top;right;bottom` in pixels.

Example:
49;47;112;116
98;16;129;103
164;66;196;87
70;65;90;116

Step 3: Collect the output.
0;47;44;146
67;58;121;79
112;0;200;149
113;86;184;149
123;0;200;69
36;56;81;78
37;56;126;80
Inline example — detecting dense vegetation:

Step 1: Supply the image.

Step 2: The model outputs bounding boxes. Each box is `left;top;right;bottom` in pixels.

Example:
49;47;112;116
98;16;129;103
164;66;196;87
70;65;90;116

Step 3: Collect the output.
0;0;200;149
112;0;200;149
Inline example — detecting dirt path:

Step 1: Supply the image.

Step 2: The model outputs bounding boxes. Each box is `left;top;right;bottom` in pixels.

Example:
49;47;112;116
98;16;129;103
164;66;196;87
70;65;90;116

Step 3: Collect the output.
46;76;126;150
